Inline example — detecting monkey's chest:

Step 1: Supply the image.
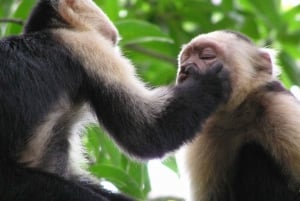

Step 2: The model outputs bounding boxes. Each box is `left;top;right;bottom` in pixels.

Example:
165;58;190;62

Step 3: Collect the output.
185;140;298;201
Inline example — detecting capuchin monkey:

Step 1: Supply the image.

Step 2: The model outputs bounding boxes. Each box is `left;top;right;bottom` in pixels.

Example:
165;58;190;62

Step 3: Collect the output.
177;30;300;201
0;1;231;201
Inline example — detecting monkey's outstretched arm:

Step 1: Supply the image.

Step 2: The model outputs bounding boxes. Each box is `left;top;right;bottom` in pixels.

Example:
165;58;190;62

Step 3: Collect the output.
87;61;231;159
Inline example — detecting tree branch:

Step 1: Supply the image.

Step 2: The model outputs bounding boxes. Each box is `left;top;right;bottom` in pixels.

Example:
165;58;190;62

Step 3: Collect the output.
125;44;177;65
149;196;184;201
0;18;24;26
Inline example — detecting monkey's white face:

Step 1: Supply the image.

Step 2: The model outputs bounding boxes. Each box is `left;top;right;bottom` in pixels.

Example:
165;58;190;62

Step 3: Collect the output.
177;31;254;81
177;35;223;83
177;30;276;109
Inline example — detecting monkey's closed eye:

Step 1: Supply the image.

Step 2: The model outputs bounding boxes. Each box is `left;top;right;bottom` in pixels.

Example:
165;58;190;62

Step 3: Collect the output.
199;47;216;60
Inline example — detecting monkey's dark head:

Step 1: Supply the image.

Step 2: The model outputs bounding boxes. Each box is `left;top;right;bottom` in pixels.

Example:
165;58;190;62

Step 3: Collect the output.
177;30;278;109
24;0;61;33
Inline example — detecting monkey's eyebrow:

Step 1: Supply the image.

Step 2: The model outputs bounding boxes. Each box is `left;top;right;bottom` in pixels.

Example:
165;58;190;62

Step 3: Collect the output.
223;30;253;44
189;42;219;54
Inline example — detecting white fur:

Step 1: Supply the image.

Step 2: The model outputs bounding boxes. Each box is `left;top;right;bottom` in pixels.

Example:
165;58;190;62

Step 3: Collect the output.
19;96;72;167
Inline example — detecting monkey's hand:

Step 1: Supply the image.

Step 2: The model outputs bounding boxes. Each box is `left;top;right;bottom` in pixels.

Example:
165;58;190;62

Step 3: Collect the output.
177;62;231;105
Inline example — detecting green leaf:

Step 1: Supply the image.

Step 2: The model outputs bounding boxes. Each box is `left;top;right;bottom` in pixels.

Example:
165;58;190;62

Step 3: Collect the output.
162;156;179;176
0;0;20;17
0;0;23;36
220;0;235;11
237;0;282;29
94;0;120;21
181;0;215;21
126;161;151;197
125;48;177;85
85;125;151;199
5;0;35;35
85;125;122;166
279;51;300;87
90;164;146;199
116;19;173;46
282;5;300;32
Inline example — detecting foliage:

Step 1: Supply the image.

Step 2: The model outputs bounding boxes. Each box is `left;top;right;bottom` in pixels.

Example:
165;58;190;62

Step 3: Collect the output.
84;125;151;199
1;0;300;200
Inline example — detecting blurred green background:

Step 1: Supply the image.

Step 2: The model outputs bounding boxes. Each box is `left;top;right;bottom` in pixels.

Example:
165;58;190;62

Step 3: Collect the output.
1;0;300;200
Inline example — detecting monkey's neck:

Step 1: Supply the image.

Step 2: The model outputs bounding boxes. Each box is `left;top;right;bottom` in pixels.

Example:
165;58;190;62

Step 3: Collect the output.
220;79;283;112
209;80;289;132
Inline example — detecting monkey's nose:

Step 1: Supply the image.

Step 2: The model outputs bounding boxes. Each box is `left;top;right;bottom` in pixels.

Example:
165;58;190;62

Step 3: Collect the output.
178;63;198;83
180;63;198;74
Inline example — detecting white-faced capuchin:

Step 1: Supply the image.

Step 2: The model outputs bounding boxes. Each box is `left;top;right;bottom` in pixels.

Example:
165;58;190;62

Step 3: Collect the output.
177;30;300;201
0;1;231;201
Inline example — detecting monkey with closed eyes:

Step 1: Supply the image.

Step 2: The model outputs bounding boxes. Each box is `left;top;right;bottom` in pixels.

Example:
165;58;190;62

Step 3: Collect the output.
178;30;300;201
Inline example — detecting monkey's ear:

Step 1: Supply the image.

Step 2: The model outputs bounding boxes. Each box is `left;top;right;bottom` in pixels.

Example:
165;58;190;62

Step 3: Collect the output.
259;48;280;77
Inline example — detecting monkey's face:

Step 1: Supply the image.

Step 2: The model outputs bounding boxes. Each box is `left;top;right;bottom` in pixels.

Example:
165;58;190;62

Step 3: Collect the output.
177;30;276;108
177;41;220;84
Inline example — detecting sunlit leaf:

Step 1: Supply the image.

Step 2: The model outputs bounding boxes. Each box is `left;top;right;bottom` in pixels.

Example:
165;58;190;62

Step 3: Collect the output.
279;51;300;87
237;0;282;28
94;0;120;21
90;164;146;199
5;0;35;35
162;156;179;176
116;19;173;46
282;5;300;32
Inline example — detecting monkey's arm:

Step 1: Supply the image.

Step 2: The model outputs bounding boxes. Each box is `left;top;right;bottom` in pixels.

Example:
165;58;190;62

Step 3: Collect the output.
54;29;230;159
87;64;230;159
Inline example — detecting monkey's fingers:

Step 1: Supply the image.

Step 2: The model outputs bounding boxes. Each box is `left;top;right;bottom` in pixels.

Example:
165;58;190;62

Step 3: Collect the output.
206;62;223;75
204;63;232;103
214;67;232;103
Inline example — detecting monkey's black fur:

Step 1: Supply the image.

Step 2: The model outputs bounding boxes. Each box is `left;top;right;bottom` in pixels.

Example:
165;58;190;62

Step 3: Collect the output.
0;1;230;201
